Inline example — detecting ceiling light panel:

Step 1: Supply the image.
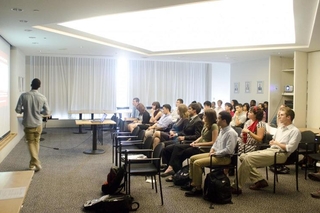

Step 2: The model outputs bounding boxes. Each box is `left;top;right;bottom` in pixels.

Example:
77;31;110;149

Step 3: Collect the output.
59;0;295;53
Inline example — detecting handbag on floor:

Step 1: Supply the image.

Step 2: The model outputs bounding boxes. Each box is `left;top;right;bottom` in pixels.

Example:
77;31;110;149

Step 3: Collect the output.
172;165;190;186
83;194;139;213
203;169;232;205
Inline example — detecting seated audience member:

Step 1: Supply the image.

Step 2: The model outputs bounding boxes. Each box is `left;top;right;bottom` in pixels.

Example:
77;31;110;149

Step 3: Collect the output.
250;99;256;107
269;104;286;128
231;99;239;114
131;97;140;118
215;100;224;115
184;111;238;197
230;107;301;195
152;104;189;149
238;106;266;154
143;104;173;140
149;101;162;124
242;102;250;121
225;102;234;117
211;101;216;110
127;103;151;132
161;109;218;179
230;103;247;128
171;98;183;122
258;103;266;122
263;101;269;122
162;103;203;147
199;101;212;120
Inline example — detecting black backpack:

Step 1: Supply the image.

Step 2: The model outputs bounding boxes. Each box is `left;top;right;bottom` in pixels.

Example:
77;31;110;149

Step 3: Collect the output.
203;169;232;205
101;166;125;195
172;165;190;186
84;194;139;213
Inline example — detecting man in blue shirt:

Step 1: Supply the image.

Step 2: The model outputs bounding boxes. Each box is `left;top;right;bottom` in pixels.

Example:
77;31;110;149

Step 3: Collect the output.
144;104;173;140
15;78;50;172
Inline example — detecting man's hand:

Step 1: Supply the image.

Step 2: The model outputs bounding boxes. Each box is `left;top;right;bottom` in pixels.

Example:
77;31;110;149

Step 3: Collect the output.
178;136;185;141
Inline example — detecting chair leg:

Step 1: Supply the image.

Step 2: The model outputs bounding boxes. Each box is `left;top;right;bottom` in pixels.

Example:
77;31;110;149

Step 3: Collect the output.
273;167;276;193
296;162;299;191
266;167;269;180
158;174;164;205
154;175;158;193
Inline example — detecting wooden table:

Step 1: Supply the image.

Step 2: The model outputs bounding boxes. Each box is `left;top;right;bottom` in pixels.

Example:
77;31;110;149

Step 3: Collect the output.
298;127;320;135
0;171;34;213
75;119;116;154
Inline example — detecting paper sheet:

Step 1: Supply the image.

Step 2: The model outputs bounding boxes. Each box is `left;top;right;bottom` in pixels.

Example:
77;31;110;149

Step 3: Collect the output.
0;187;26;200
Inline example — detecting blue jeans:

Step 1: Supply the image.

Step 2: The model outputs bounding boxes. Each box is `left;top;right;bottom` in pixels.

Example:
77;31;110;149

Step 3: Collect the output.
24;125;42;168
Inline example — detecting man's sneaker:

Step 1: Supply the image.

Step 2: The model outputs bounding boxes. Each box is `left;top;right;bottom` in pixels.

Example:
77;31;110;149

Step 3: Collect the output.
185;188;203;197
308;173;320;182
249;179;268;190
311;190;320;198
29;166;36;171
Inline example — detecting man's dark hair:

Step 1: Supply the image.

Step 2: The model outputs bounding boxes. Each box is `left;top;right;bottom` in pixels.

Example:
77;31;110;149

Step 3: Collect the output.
236;103;243;108
177;99;183;104
250;100;256;106
31;78;41;89
189;103;201;114
163;104;171;112
133;97;140;102
219;111;232;125
203;101;212;107
225;102;233;110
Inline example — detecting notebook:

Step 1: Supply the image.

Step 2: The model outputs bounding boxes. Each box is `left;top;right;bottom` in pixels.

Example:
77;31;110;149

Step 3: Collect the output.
90;113;107;124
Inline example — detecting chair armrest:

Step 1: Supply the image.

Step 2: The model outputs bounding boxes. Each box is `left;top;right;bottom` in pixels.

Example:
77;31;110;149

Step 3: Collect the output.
116;135;139;139
128;158;160;164
124;148;153;153
180;140;193;144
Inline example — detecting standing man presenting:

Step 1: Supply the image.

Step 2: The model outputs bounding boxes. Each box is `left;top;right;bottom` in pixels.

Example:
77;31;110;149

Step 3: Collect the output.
15;78;50;172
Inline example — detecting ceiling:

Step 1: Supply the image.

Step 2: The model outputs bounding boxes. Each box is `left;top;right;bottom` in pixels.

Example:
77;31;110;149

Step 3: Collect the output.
0;0;319;63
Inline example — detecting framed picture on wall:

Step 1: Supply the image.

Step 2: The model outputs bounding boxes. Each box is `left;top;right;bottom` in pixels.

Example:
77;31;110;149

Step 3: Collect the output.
257;81;263;94
234;82;240;93
245;81;250;93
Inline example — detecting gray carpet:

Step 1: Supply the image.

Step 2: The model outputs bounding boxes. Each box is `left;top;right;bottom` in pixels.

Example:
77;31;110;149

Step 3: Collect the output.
0;127;319;213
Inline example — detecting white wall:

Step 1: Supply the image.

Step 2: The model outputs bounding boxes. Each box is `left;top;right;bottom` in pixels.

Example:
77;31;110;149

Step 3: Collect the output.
307;51;320;129
230;58;269;104
0;47;26;163
210;62;231;104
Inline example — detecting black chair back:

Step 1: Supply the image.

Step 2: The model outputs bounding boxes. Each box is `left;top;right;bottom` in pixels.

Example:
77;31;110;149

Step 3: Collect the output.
153;143;164;168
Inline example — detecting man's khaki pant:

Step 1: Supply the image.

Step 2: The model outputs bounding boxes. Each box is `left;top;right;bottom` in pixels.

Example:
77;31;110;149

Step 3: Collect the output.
24;125;42;168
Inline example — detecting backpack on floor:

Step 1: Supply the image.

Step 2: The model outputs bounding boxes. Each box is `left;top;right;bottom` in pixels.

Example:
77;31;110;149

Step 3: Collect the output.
203;169;232;205
84;194;139;213
172;165;190;186
101;166;125;195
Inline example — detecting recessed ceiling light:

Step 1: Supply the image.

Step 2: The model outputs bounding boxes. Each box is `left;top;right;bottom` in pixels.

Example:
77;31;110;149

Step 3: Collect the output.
11;8;23;12
33;9;40;12
32;42;38;44
24;29;32;32
58;0;295;53
29;36;36;39
19;20;28;23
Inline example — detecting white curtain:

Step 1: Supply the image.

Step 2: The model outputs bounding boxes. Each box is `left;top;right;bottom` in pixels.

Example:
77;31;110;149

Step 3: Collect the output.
128;60;209;108
27;56;210;119
27;56;117;119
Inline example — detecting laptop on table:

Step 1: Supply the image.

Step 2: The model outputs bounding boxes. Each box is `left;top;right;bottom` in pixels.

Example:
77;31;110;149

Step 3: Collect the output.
91;113;107;124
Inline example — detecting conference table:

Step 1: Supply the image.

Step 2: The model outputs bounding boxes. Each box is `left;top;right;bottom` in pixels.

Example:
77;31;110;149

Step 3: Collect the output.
0;170;34;213
75;119;116;154
70;109;132;134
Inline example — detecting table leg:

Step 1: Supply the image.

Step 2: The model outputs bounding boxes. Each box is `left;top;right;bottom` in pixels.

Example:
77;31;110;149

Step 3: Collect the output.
83;125;105;154
74;113;87;134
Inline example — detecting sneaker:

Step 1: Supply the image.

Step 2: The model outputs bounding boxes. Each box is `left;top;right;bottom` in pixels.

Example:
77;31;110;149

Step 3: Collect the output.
308;173;320;182
310;190;320;198
29;166;36;171
249;179;268;190
185;188;203;197
180;184;193;191
230;187;242;195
